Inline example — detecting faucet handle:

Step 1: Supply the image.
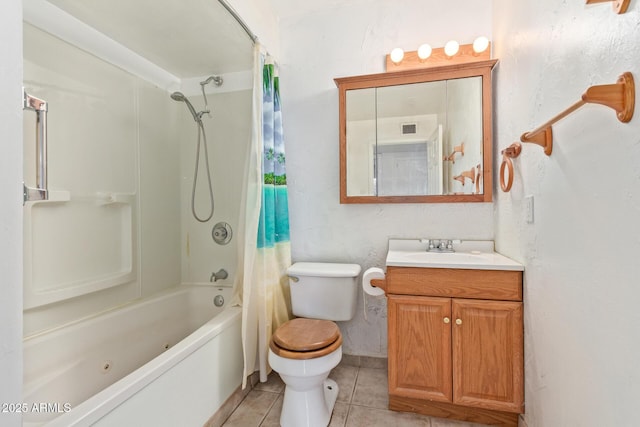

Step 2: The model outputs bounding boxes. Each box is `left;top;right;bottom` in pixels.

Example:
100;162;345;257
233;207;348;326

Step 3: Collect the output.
419;238;435;250
447;240;462;249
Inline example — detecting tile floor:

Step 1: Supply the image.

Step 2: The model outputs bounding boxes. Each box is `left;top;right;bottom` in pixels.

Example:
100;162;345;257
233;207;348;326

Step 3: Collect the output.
220;359;490;427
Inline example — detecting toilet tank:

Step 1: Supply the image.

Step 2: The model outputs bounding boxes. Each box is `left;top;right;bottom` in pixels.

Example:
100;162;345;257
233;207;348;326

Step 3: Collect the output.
287;262;361;321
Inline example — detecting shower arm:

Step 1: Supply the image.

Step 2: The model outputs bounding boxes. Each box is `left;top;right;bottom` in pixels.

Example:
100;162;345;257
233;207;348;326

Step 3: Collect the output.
200;75;223;118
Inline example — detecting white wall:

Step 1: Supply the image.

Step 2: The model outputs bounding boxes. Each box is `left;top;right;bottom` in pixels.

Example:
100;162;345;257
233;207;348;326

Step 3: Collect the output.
227;0;280;56
278;0;493;356
493;1;640;425
0;1;23;425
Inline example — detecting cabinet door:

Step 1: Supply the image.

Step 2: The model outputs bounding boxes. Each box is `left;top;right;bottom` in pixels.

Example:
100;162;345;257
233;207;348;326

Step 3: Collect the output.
388;295;452;402
452;299;524;413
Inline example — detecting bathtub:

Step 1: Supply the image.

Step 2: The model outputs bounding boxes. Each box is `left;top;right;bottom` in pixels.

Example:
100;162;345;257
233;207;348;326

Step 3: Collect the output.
23;284;242;426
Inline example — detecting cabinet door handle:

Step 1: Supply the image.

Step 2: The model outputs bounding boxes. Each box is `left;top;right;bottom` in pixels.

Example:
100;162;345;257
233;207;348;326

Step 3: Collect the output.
443;317;450;324
455;318;462;325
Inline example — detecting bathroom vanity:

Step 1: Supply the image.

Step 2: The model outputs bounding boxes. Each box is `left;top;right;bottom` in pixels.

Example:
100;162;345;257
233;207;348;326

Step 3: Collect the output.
380;240;524;426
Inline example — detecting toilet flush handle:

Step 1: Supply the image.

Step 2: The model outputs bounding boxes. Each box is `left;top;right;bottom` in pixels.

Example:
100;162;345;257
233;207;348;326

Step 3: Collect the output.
289;276;299;283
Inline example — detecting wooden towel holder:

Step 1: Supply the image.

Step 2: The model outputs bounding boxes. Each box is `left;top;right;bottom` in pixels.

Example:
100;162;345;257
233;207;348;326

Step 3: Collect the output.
520;72;635;155
499;143;522;192
585;0;630;14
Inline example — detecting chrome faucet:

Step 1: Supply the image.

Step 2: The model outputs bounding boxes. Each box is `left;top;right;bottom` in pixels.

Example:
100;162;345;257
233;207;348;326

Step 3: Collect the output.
210;268;228;282
426;239;457;253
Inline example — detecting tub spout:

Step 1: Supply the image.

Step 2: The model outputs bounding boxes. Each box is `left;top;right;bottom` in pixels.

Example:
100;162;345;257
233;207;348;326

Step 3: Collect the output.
210;269;228;282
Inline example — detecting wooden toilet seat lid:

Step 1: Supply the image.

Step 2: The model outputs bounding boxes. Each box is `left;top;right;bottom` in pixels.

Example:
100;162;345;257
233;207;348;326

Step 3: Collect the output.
270;318;342;360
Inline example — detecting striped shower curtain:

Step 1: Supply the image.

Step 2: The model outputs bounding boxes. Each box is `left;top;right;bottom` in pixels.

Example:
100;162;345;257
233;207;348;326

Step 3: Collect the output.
234;43;292;387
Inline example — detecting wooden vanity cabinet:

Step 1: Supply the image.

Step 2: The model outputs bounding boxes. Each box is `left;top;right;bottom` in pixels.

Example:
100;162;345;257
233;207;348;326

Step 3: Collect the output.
387;267;523;427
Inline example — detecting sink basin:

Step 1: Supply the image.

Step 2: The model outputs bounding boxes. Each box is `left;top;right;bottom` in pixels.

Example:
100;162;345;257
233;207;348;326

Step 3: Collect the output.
385;240;524;271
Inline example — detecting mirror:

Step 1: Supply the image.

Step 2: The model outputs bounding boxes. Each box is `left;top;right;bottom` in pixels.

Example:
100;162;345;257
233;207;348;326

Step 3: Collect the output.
335;60;497;203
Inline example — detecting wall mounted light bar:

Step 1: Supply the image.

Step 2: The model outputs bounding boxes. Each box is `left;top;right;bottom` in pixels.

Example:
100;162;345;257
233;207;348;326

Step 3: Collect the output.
386;37;491;72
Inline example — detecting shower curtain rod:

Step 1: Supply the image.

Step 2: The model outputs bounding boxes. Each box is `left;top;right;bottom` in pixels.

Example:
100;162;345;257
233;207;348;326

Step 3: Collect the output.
217;0;258;44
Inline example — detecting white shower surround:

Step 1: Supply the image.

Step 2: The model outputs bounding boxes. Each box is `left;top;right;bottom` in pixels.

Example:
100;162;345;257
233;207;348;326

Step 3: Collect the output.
0;0;271;425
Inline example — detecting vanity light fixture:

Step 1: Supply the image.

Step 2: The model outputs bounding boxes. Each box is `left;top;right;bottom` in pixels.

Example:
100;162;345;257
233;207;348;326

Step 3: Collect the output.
444;40;460;58
390;47;405;64
473;36;490;54
417;44;432;61
385;37;491;72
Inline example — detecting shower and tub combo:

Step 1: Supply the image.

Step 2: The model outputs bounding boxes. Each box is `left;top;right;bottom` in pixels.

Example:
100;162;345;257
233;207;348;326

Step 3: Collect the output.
21;0;255;424
23;285;242;426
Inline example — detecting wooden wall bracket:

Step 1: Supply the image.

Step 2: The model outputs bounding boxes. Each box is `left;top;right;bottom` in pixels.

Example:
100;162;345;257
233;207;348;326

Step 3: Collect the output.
520;72;634;153
520;127;553;156
444;143;465;163
454;167;476;186
585;0;630;14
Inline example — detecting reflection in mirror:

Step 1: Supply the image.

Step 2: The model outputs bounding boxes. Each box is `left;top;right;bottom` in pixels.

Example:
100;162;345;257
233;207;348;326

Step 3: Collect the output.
336;60;497;203
346;78;482;197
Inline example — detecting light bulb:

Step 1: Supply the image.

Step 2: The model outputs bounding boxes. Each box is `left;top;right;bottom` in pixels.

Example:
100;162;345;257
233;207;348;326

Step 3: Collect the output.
473;36;489;54
417;44;432;60
390;48;405;64
444;40;459;57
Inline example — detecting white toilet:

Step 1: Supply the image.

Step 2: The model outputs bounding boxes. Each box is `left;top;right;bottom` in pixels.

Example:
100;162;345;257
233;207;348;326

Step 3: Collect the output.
268;262;361;427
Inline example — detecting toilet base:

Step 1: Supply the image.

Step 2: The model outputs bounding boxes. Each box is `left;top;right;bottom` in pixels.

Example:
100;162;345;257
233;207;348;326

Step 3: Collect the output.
323;379;339;414
279;378;339;427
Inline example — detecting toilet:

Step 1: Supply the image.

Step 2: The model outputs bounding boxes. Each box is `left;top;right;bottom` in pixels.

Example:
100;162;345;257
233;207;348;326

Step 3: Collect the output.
268;262;361;427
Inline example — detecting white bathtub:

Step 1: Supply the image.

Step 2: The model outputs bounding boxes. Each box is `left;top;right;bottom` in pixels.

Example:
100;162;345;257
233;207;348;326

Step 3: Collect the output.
23;285;242;426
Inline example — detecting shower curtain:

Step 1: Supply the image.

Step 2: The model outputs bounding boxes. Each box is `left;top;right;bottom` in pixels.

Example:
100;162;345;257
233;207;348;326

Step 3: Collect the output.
234;43;292;387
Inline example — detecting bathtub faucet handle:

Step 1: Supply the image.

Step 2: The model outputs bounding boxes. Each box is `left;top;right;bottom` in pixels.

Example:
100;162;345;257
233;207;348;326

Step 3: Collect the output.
210;269;228;282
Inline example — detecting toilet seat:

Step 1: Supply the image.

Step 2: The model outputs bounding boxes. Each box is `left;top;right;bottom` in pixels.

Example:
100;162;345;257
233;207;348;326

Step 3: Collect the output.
270;318;342;360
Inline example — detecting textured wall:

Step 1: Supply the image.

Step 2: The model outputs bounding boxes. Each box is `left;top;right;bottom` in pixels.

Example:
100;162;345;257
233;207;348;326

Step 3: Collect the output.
278;0;493;356
492;1;640;425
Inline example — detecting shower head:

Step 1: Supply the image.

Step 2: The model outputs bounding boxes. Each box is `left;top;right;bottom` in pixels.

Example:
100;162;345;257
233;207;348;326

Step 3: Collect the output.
170;91;200;122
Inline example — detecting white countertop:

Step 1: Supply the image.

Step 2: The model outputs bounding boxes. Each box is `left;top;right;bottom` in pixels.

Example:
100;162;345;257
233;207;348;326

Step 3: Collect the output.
385;239;524;271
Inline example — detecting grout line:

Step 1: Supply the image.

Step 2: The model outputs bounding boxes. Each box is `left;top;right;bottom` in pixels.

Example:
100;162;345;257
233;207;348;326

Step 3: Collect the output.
257;391;280;427
342;402;354;427
348;366;360;404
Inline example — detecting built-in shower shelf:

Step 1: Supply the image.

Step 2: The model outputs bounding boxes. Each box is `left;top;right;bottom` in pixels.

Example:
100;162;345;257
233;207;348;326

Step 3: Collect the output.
28;191;136;205
24;192;137;309
95;192;135;206
30;189;71;203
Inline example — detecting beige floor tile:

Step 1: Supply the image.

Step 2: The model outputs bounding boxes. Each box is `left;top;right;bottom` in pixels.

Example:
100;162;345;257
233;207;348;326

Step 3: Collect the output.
222;390;279;427
329;364;359;403
345;405;432;427
259;395;283;427
351;367;389;409
341;354;361;367
254;372;285;394
359;356;387;370
329;402;350;427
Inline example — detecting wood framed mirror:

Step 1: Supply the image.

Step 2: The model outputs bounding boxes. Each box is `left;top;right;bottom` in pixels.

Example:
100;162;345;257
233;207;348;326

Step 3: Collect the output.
335;59;497;204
